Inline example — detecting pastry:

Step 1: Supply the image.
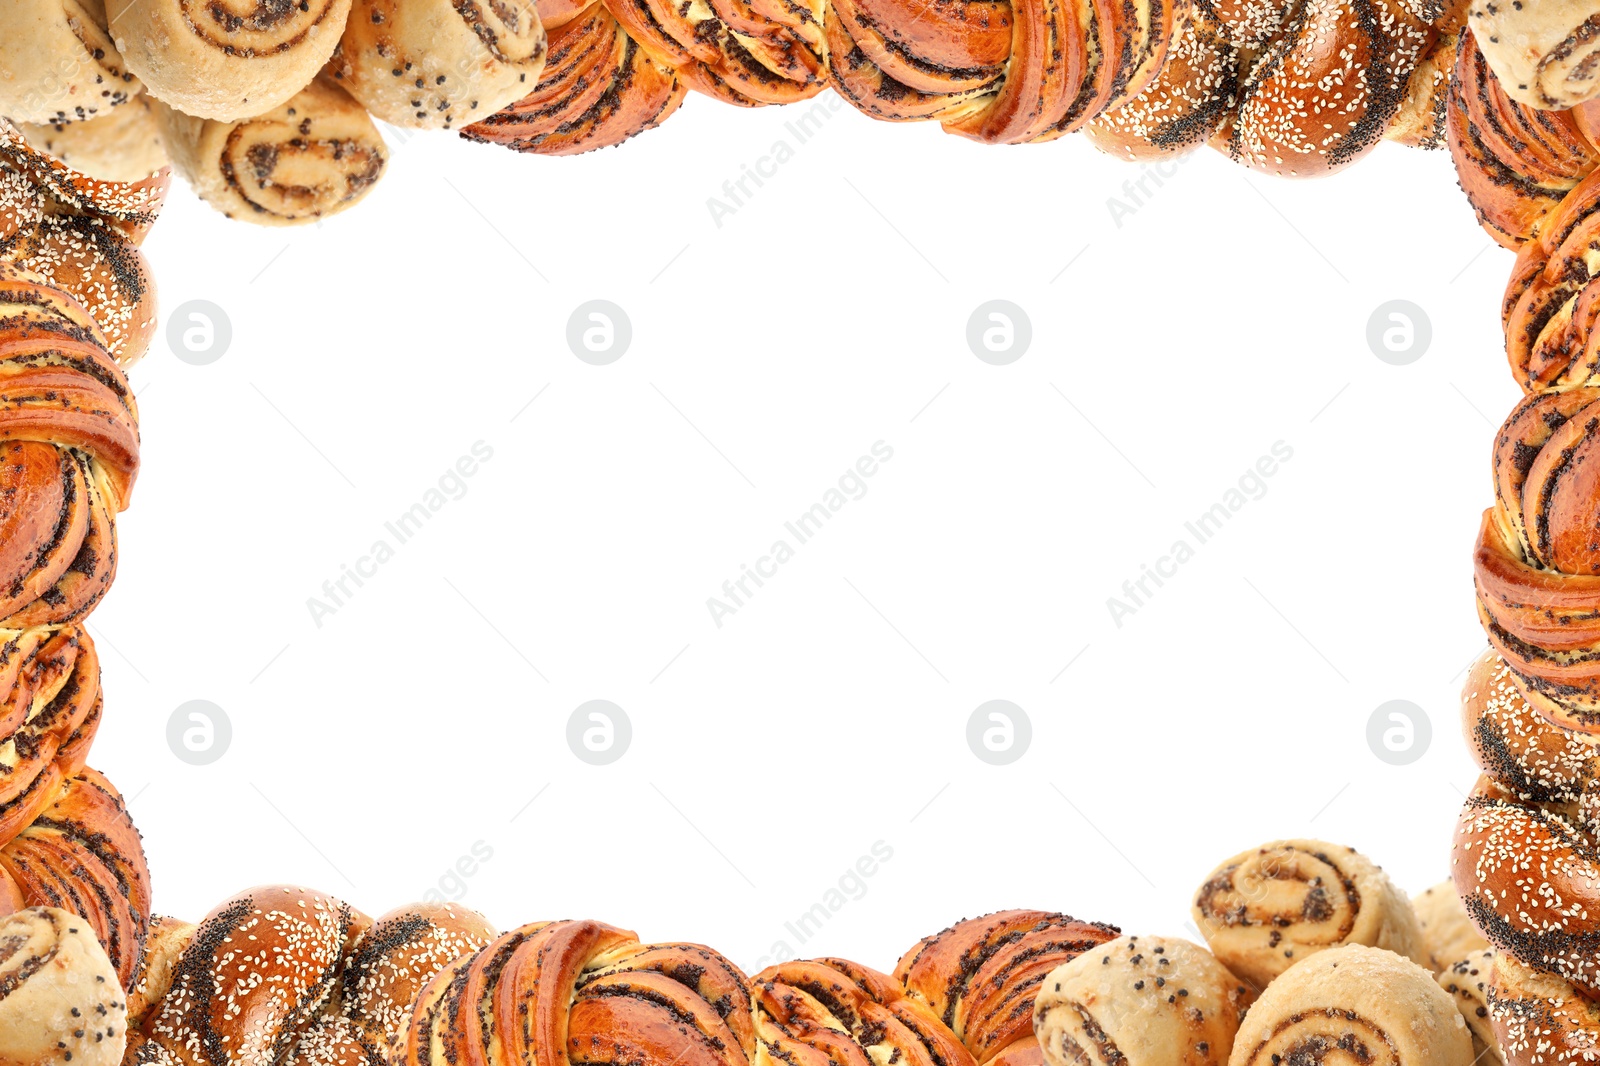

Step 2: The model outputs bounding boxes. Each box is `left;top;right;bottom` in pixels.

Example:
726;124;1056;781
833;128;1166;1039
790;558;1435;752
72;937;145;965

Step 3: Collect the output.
5;213;157;364
1468;0;1600;111
108;0;353;122
125;915;195;1031
1438;950;1504;1064
1032;935;1253;1066
0;768;152;992
1488;954;1600;1065
1192;839;1428;990
0;265;139;628
393;919;757;1066
0;906;127;1066
1499;176;1600;391
0;628;100;847
752;957;978;1066
0;0;139;125
896;910;1120;1064
1387;0;1469;148
20;97;167;183
1226;945;1474;1065
151;78;386;226
327;0;549;130
459;6;687;155
1414;880;1491;972
0;120;167;247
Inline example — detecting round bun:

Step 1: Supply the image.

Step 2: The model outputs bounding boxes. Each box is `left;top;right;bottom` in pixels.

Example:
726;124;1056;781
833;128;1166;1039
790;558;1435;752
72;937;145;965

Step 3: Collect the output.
0;906;127;1066
1414;882;1491;973
109;0;352;121
1468;0;1600;110
328;0;547;130
1227;946;1474;1065
1033;935;1253;1066
1192;839;1427;989
20;97;166;183
5;213;157;365
1437;950;1502;1064
0;0;139;124
152;78;385;226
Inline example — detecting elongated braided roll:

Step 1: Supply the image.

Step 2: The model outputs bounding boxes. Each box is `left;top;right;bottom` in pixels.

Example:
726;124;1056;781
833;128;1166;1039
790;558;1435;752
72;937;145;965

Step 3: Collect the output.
1489;954;1600;1065
1226;945;1474;1066
0;627;100;843
1191;839;1427;990
0;906;129;1066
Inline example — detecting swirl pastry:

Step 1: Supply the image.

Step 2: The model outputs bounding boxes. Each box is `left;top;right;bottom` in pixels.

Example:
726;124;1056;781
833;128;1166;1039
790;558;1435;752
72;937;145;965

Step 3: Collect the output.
1227;945;1474;1066
1191;839;1427;990
895;910;1120;1065
1488;954;1600;1065
0;627;100;844
1032;935;1253;1066
1438;950;1503;1064
394;918;757;1066
1448;33;1600;249
1469;0;1600;111
152;78;385;226
108;0;354;122
0;266;139;629
0;768;152;992
752;957;978;1066
20;98;168;184
328;0;548;130
0;906;128;1066
0;0;139;125
1414;881;1491;972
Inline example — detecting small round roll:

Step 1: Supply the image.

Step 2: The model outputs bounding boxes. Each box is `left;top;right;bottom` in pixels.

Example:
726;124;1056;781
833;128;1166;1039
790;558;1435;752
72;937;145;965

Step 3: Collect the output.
5;212;157;364
1487;954;1600;1066
1228;946;1473;1065
1413;881;1490;973
1469;0;1600;110
0;0;139;124
20;97;167;183
152;78;385;226
1033;935;1253;1066
1438;950;1503;1065
1192;839;1428;990
0;906;128;1066
108;0;353;121
328;0;547;130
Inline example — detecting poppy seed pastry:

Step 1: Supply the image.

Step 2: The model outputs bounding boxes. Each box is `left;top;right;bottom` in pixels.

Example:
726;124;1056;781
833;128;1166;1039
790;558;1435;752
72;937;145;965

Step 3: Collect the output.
1192;839;1428;989
1487;954;1600;1066
0;0;139;125
1226;946;1474;1066
327;0;548;131
108;0;352;122
5;213;157;365
0;906;127;1066
20;97;167;184
1413;880;1490;972
1469;0;1600;111
1033;935;1253;1066
1438;950;1503;1064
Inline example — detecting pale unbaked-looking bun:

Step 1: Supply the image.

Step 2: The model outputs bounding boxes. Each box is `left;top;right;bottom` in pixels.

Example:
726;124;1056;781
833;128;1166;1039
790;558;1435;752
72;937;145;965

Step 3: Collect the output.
1413;881;1490;972
328;0;547;130
125;915;195;1031
152;78;385;226
21;96;166;182
0;906;127;1066
109;0;352;121
1227;946;1474;1066
1438;951;1503;1065
1034;935;1253;1066
1469;0;1600;110
0;0;139;125
1193;840;1428;989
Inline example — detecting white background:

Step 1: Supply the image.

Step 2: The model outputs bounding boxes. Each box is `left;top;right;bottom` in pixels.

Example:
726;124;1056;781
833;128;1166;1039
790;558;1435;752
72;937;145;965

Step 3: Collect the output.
90;91;1514;976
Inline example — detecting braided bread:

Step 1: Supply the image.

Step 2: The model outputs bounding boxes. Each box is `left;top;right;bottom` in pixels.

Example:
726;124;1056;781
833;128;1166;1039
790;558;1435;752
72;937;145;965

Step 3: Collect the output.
0;627;100;841
1489;953;1600;1065
0;906;128;1066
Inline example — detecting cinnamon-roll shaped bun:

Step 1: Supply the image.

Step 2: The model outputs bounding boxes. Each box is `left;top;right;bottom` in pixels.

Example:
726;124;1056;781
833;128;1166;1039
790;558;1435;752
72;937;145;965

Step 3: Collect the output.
1032;935;1253;1066
5;213;157;364
393;919;757;1066
460;5;688;156
0;627;100;845
895;910;1120;1065
752;958;977;1066
0;906;128;1066
109;0;353;122
328;0;547;130
1448;33;1600;249
1438;951;1503;1065
1192;839;1428;990
152;78;385;226
1488;954;1600;1066
1468;0;1600;111
0;267;139;629
0;768;152;992
20;97;168;184
1413;880;1490;973
1227;946;1474;1066
0;0;140;125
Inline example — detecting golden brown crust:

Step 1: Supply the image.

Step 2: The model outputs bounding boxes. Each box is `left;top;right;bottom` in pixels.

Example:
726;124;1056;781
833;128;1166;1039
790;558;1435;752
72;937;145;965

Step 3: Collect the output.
1488;954;1600;1066
5;214;157;365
